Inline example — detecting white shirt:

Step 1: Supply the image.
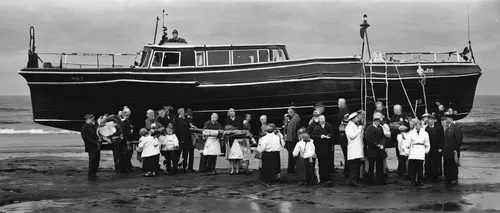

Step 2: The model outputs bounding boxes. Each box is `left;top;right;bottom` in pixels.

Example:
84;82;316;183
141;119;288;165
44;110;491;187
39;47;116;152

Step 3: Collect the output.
257;133;281;152
408;128;430;160
293;139;316;159
159;134;179;151
346;121;364;160
397;132;410;156
137;135;160;157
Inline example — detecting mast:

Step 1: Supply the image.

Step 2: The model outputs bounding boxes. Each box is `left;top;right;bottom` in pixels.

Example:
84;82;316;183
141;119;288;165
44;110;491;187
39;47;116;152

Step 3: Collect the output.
467;4;476;63
153;16;159;44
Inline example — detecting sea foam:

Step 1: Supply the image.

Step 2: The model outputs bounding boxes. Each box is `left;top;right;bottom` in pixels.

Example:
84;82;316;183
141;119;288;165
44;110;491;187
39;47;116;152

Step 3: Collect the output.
0;129;79;135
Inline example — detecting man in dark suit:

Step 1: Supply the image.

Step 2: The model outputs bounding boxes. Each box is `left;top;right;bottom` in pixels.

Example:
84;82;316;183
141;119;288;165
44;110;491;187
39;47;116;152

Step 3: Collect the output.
311;115;334;184
425;114;445;182
80;114;100;180
173;108;194;173
364;112;387;185
285;107;301;173
442;110;463;185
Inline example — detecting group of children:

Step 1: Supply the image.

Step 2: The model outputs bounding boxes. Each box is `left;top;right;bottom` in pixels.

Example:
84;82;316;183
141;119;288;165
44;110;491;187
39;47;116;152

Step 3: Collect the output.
137;125;179;177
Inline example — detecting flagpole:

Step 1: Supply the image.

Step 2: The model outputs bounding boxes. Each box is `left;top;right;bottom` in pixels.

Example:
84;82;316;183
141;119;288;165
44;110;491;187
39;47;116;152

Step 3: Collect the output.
467;4;476;63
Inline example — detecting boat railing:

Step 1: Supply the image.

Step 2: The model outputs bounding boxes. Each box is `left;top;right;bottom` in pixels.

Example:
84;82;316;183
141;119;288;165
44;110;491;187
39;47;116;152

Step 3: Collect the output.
383;51;463;63
35;52;140;69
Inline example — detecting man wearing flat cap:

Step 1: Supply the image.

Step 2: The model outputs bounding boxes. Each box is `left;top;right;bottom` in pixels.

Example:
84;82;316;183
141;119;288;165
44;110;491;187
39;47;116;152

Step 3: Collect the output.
424;113;444;182
168;29;187;43
442;109;463;185
81;114;100;180
364;112;387;185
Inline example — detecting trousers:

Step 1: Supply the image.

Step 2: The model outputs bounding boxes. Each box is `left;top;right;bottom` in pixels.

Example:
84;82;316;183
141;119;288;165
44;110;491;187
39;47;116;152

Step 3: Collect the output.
317;154;332;181
206;155;218;172
112;143;127;172
162;150;178;173
181;146;194;170
348;159;363;184
367;157;384;184
397;155;408;176
408;159;424;183
443;156;459;183
87;150;100;177
425;152;442;179
285;141;297;173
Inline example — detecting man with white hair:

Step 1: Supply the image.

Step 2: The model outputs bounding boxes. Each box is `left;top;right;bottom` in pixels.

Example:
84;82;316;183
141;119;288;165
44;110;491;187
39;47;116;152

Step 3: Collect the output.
310;115;335;185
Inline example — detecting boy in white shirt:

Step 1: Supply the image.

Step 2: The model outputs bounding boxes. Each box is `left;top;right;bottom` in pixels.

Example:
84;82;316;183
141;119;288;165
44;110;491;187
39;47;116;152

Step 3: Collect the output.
293;132;316;186
137;128;160;177
396;125;410;177
159;127;179;175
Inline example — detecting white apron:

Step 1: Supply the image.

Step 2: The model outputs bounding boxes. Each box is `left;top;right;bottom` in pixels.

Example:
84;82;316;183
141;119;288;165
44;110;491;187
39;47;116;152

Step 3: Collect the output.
203;137;221;156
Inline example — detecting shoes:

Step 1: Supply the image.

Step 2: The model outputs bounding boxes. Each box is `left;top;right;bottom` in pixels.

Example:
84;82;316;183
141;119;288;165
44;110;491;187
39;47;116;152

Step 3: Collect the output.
187;169;195;173
299;181;306;186
327;181;335;187
245;170;253;175
229;172;234;175
211;171;217;175
450;180;458;186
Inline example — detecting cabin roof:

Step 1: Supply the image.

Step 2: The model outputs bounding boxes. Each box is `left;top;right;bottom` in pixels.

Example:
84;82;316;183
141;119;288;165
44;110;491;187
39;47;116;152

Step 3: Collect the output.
144;43;287;49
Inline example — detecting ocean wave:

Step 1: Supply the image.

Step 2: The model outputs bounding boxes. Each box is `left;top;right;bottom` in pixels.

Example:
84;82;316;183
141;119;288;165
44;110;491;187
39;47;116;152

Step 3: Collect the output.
0;129;80;135
0;107;30;112
0;121;23;124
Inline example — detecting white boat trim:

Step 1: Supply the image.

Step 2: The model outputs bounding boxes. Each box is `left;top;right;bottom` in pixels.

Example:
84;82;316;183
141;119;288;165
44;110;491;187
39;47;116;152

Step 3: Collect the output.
19;59;478;76
25;72;481;86
34;119;84;122
28;79;199;85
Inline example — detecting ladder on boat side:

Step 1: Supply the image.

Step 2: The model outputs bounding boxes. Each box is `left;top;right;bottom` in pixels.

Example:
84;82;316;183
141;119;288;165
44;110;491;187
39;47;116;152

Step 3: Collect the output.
366;62;390;117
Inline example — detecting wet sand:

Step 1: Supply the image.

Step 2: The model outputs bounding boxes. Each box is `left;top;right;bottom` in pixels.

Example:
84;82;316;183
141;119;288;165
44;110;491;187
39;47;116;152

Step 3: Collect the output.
0;134;499;212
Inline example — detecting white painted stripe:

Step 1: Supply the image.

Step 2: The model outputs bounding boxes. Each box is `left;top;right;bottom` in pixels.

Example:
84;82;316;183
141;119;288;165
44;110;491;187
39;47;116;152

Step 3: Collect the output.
18;61;478;76
27;79;199;85
19;61;355;75
25;72;481;86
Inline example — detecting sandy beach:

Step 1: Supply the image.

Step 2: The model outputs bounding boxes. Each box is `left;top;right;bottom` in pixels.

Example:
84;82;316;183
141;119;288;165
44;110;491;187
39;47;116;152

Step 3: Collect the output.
0;132;499;212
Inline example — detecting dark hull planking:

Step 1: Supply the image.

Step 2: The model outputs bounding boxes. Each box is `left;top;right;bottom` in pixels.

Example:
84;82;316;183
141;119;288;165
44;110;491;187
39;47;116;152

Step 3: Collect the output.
19;59;481;135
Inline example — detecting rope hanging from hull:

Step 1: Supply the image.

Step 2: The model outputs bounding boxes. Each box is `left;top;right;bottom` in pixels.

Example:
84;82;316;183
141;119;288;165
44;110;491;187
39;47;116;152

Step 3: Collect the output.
394;63;417;118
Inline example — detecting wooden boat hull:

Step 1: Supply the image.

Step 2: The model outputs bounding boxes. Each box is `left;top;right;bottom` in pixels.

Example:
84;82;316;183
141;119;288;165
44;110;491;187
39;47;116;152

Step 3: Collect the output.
19;58;481;134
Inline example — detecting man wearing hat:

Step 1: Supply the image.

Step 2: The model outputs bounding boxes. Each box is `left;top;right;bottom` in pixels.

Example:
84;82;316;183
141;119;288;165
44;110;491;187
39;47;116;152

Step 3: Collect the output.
80;114;101;180
442;110;463;185
421;113;430;129
424;113;444;182
345;112;364;186
168;29;187;43
364;112;387;185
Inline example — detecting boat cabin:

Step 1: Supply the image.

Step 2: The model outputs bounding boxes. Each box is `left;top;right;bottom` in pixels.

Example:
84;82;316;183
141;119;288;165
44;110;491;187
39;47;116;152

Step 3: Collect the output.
138;43;289;68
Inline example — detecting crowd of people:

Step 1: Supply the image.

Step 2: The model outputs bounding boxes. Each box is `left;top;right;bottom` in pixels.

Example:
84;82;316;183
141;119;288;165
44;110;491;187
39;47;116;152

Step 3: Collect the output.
80;99;463;187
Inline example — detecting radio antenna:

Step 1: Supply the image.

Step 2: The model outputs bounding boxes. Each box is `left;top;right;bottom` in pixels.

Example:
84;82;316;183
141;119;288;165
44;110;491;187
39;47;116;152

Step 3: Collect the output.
162;10;165;30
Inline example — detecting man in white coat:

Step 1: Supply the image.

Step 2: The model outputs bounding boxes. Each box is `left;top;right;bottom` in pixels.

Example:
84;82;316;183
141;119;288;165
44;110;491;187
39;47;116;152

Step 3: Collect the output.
408;119;430;186
346;112;365;187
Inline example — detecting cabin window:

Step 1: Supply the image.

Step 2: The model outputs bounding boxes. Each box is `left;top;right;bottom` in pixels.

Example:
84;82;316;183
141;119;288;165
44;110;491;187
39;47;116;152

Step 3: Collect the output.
207;50;230;66
271;49;285;61
258;49;269;63
151;51;181;67
232;50;258;65
195;51;205;66
139;50;148;67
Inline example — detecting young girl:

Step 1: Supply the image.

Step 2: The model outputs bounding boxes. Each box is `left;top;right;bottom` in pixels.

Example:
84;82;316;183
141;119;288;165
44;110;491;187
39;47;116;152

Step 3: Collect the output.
396;125;410;177
137;128;160;177
293;132;317;186
159;127;179;175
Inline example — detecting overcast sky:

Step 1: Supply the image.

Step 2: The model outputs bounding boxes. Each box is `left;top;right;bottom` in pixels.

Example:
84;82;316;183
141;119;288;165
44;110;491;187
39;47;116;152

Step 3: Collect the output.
0;0;498;95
